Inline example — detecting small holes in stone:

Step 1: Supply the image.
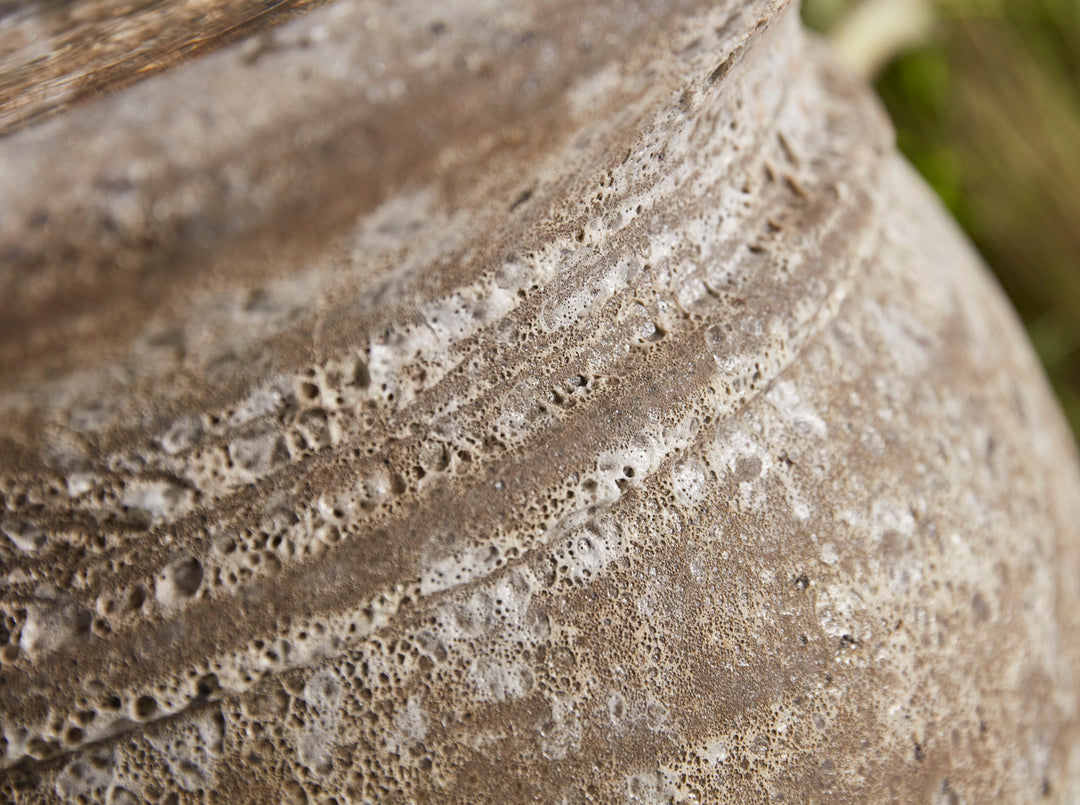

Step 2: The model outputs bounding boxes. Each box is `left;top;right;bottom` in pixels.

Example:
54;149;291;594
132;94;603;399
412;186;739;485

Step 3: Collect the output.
197;673;221;698
133;695;158;720
173;557;204;597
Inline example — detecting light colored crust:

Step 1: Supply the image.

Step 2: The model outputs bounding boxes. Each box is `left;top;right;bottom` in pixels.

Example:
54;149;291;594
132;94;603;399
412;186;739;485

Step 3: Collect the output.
1;0;1078;801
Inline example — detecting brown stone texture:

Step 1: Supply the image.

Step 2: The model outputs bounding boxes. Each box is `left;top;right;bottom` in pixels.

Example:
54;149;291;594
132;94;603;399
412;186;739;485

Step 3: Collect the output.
1;0;1079;801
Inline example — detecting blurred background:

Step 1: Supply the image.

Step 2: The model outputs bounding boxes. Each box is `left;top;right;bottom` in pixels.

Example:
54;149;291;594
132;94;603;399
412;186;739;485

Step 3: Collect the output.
803;0;1080;441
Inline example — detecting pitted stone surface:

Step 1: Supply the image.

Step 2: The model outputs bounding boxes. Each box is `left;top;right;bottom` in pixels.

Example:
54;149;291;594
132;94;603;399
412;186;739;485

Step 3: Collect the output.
1;0;1079;802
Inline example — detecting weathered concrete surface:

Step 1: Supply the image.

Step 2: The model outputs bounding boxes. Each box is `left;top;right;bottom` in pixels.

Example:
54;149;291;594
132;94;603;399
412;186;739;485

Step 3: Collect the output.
1;0;1079;801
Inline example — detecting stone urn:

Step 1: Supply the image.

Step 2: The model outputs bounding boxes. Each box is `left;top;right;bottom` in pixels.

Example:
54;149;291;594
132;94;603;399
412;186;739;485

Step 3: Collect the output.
1;0;1079;801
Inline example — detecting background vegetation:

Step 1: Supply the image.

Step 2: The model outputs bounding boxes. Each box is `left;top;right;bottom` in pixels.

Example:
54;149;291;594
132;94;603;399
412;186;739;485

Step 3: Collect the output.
803;0;1080;440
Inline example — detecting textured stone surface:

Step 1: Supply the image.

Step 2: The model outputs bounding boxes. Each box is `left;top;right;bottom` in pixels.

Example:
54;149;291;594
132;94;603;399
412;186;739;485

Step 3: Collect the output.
1;0;1080;801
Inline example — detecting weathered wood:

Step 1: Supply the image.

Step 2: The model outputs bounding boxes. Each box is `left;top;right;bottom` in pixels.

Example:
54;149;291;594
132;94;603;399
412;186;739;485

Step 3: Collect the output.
1;0;1079;801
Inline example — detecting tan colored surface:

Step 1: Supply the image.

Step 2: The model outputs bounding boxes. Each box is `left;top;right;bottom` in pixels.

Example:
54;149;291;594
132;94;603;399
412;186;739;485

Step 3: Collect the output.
1;0;1079;801
0;0;328;135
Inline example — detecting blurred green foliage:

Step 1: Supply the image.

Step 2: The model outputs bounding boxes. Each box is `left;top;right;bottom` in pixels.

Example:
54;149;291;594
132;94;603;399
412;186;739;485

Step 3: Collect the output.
804;0;1080;440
